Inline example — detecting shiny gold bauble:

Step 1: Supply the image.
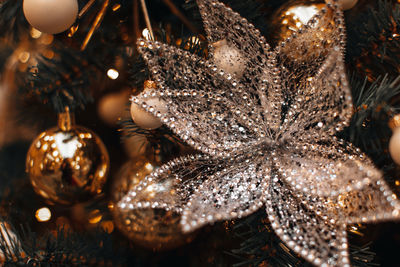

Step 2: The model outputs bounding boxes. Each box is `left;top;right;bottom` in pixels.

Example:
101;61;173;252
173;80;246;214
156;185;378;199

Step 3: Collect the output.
26;109;109;205
114;206;194;251
112;157;160;202
271;0;325;45
270;0;334;63
113;157;194;251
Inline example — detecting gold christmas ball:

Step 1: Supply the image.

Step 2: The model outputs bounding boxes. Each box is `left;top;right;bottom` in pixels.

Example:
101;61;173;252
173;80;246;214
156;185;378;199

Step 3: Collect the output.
114;206;194;251
270;0;330;62
26;110;109;205
112;157;159;202
271;0;325;44
113;157;195;250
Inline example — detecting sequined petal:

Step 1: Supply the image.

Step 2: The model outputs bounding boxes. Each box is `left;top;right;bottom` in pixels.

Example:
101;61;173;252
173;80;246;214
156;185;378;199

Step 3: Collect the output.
281;47;352;141
180;155;268;232
278;2;346;85
334;179;400;224
118;154;223;214
274;141;382;198
265;177;350;267
134;43;268;157
196;0;282;131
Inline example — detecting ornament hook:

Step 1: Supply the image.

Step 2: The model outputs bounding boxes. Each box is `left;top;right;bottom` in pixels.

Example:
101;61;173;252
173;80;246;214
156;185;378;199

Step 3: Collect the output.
58;106;75;131
139;0;154;40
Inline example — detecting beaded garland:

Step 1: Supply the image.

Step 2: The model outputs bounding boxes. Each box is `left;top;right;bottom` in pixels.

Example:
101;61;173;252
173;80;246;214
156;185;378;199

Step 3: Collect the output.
120;0;400;265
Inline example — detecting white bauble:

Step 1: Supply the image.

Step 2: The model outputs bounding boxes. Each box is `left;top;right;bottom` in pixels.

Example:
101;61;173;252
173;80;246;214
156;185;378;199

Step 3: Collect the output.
23;0;78;34
325;0;358;10
212;39;246;78
130;81;167;130
389;128;400;165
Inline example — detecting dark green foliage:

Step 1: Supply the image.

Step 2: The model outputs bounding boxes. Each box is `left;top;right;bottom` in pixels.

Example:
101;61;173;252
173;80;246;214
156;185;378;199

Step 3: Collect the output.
230;211;307;267
344;75;400;166
0;45;13;76
0;0;29;45
346;0;400;79
0;224;131;266
0;142;29;193
21;49;95;113
0;0;133;113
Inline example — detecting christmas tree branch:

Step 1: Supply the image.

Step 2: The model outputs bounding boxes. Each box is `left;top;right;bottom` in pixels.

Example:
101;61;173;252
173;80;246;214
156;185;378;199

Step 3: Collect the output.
0;0;29;45
342;74;400;170
346;0;400;80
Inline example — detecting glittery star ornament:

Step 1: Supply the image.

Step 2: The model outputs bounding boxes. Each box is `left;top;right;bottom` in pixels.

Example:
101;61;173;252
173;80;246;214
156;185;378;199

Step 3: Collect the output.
118;0;400;265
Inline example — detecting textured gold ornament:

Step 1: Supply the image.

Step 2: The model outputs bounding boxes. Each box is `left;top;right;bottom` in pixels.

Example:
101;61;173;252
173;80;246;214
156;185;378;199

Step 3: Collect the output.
271;0;325;42
26;108;109;205
112;157;159;202
114;207;194;251
113;157;194;251
270;0;326;60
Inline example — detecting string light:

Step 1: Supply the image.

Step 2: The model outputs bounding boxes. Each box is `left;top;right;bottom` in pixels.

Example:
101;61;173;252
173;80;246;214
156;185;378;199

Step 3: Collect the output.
112;4;121;11
89;209;102;224
30;28;42;39
35;207;52;222
107;69;119;80
40;35;54;45
18;52;30;63
142;28;152;41
144;162;154;172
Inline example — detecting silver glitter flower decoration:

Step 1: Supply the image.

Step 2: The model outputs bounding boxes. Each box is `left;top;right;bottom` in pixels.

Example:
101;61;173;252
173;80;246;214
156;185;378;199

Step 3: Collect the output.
119;0;400;265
